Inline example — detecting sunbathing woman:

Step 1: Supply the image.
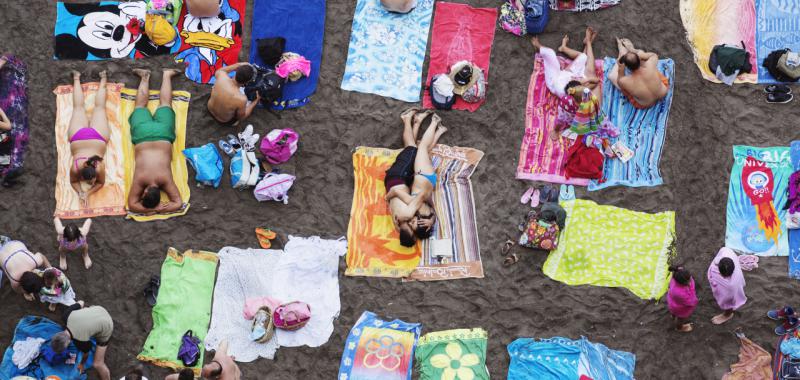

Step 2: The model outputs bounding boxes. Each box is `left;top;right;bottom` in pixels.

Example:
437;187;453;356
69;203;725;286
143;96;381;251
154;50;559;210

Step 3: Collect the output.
0;237;51;299
69;70;109;206
530;27;601;99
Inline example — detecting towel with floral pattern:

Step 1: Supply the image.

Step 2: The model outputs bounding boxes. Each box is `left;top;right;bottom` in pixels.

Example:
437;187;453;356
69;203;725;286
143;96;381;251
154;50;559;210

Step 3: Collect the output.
338;311;421;380
415;328;489;380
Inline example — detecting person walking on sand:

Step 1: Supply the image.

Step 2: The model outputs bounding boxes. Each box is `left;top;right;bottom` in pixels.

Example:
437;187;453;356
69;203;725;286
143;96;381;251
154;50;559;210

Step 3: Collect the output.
68;70;110;207
0;238;51;299
208;62;259;127
54;217;93;270
708;247;747;325
666;265;698;332
529;27;602;99
609;38;669;109
127;68;184;215
51;302;113;380
202;339;241;380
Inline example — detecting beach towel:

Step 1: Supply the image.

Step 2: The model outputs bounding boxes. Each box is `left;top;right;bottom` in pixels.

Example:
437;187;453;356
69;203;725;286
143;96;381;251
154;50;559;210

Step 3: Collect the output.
755;0;800;83
346;146;485;280
0;316;94;380
791;141;800;279
120;88;190;221
415;328;489;380
421;3;497;112
679;0;758;83
341;0;435;102
708;247;748;311
773;334;795;378
516;55;603;186
138;249;218;375
205;236;346;361
0;55;28;179
54;1;181;60
588;58;675;190
543;199;675;300
338;311;421;380
725;145;791;256
174;0;245;84
723;334;772;379
549;0;621;11
508;336;635;380
249;0;325;110
53;83;127;219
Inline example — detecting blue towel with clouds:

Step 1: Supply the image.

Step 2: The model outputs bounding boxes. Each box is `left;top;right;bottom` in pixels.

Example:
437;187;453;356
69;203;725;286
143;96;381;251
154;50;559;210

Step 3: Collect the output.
249;0;325;110
755;0;800;83
589;58;675;191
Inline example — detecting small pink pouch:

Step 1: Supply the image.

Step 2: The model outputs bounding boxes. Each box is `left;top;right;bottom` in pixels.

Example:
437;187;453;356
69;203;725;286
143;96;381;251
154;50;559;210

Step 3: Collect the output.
273;301;311;331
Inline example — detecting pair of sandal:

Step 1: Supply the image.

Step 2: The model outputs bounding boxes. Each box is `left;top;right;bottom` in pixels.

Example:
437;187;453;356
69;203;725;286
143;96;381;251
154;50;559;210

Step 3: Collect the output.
219;124;260;156
255;227;277;249
765;85;793;104
520;184;560;207
502;240;519;266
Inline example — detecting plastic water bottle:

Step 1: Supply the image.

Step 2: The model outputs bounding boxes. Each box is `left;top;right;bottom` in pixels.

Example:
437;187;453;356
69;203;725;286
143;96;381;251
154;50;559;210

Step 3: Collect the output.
582;87;591;102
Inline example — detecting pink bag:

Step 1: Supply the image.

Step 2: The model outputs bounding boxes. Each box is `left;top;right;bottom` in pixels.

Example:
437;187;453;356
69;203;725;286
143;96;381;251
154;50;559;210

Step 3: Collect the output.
260;128;298;165
253;172;295;203
272;301;311;331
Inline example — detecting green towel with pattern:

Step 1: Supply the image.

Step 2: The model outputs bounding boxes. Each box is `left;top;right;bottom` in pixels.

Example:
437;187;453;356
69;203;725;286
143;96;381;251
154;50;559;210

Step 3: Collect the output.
543;199;675;300
415;328;489;380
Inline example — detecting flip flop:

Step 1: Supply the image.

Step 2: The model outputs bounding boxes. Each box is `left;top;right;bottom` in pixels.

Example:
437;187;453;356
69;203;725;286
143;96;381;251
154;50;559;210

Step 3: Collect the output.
520;187;534;204
503;253;519;266
219;140;234;157
559;184;571;201
501;239;514;255
530;188;541;208
255;228;277;249
143;275;160;307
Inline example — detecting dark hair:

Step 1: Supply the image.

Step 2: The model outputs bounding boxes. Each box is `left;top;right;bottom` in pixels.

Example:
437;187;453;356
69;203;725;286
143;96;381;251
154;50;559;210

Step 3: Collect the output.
668;265;692;286
123;364;146;380
142;186;161;209
80;155;103;180
399;226;416;248
178;368;195;380
564;80;581;94
414;212;435;240
718;257;735;277
235;65;255;85
64;223;82;242
208;361;223;377
621;52;641;71
43;269;58;286
20;271;43;294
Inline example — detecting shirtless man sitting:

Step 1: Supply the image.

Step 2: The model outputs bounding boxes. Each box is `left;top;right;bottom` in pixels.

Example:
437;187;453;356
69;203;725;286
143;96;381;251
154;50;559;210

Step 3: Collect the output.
186;0;220;18
385;109;446;247
201;339;241;380
609;38;669;109
127;69;183;215
0;238;50;299
381;0;417;13
208;62;259;127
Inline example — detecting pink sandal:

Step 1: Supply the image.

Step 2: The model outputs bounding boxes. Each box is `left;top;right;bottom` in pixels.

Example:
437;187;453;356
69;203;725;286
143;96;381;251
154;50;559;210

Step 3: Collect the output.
520;187;534;204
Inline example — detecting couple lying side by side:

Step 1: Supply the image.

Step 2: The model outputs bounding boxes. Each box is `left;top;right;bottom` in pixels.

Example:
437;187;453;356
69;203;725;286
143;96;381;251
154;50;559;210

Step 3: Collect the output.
385;108;447;247
66;69;183;216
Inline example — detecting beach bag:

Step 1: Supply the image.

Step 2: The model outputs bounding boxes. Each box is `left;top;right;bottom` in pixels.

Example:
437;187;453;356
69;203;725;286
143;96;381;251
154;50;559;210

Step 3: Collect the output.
251;306;275;344
524;0;549;35
245;65;287;107
564;137;604;180
763;49;795;83
177;330;201;367
518;210;560;250
273;301;311;331
230;150;260;189
778;51;800;81
708;42;752;76
254;172;295;203
183;143;223;188
260;128;299;165
499;0;526;36
144;13;177;46
461;69;487;103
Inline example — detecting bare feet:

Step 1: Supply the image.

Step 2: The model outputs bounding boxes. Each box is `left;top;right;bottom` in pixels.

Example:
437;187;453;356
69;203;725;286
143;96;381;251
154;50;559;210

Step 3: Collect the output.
72;70;81;80
558;34;570;53
133;68;151;79
162;68;181;77
584;27;597;45
676;323;693;332
530;36;542;51
98;70;107;81
49;303;56;312
400;107;419;124
60;255;67;271
621;38;635;51
430;113;441;127
711;312;734;325
412;110;433;137
616;37;627;55
83;254;92;270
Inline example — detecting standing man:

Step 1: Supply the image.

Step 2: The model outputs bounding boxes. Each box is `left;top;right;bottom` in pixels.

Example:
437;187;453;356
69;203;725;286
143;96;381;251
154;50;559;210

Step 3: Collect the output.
207;62;259;127
51;302;114;380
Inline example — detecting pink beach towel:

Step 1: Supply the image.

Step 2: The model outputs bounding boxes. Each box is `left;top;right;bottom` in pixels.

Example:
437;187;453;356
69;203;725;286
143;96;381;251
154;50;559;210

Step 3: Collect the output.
422;2;497;112
667;278;698;319
707;247;747;311
515;55;603;185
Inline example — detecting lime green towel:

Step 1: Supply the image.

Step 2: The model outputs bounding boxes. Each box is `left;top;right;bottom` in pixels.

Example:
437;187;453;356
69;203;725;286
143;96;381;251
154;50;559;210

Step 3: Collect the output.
415;328;490;380
138;248;218;374
543;199;675;300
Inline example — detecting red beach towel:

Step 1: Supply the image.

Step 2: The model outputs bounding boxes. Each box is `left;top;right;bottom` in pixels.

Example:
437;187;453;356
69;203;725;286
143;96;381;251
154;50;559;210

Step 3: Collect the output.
422;2;497;112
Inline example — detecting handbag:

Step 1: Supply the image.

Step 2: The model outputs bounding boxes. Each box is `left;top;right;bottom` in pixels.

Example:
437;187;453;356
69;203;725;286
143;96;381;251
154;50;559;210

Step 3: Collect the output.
518;210;560;250
259;128;299;165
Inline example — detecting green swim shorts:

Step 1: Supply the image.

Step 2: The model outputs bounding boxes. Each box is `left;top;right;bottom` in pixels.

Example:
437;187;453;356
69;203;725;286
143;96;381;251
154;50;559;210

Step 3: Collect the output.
130;106;176;145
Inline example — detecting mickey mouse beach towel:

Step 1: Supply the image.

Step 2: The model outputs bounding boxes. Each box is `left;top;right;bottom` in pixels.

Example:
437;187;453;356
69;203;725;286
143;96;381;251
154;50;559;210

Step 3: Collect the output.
54;1;181;60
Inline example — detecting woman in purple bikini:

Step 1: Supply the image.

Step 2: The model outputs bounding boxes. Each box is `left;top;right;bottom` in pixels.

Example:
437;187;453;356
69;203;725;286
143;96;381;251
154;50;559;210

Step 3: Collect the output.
68;70;109;205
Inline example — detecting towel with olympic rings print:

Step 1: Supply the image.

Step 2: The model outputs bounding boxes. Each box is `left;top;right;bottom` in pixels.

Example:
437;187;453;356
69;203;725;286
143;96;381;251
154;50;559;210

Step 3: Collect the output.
338;311;421;380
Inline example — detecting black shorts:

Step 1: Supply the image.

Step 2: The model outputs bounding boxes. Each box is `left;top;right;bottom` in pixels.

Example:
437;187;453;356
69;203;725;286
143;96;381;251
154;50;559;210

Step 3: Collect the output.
384;146;417;191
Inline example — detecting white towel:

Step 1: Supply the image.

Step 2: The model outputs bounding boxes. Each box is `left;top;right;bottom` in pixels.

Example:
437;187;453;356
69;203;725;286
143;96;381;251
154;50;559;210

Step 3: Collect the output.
204;236;347;362
12;337;44;369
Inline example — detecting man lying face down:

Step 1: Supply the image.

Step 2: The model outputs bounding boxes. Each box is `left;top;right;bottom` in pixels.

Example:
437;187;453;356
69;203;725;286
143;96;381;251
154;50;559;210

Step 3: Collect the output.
384;108;447;247
126;68;184;215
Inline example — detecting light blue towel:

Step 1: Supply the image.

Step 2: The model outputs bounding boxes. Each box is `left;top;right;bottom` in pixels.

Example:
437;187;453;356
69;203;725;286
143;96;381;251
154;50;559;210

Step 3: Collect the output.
589;58;675;191
341;0;435;102
790;141;800;278
755;0;800;83
578;337;636;380
507;337;581;380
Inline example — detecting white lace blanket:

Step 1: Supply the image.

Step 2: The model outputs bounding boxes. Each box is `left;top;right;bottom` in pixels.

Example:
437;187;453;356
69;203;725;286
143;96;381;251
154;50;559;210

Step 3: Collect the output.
204;236;346;362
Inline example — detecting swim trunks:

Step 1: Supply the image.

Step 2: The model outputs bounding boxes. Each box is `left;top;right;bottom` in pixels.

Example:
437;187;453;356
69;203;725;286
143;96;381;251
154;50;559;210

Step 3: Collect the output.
384;146;417;193
129;106;176;145
622;73;669;110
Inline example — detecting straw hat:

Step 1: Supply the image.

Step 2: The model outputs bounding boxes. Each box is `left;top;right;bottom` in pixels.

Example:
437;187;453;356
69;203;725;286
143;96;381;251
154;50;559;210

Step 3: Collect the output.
448;60;482;95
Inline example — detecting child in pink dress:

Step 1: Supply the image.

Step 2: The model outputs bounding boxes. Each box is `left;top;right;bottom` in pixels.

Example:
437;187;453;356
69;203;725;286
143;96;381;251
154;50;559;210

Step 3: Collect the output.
667;265;698;332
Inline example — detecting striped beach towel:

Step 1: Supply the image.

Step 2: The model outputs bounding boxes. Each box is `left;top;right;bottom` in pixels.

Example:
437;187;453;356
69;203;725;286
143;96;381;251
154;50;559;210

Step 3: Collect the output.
516;55;603;186
588;58;675;191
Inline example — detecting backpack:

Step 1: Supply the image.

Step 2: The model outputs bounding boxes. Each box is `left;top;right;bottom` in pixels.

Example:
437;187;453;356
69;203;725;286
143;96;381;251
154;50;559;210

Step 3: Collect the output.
524;0;549;35
708;42;752;76
763;49;794;82
254;172;295;204
177;330;201;367
259;128;299;165
245;65;287;108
